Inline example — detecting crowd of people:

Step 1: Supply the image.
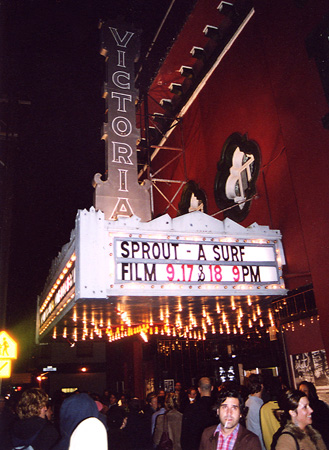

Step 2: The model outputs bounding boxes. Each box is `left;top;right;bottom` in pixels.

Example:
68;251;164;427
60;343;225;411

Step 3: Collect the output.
0;375;329;450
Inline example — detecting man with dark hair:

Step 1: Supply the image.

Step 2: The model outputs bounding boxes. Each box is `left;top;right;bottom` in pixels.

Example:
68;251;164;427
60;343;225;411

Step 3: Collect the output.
199;389;262;450
181;377;217;450
245;374;266;450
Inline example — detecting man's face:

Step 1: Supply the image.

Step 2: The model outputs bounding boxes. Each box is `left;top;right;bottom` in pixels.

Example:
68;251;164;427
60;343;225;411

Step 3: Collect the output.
218;397;241;434
150;396;158;410
189;389;197;400
39;404;48;419
175;383;182;392
110;394;116;405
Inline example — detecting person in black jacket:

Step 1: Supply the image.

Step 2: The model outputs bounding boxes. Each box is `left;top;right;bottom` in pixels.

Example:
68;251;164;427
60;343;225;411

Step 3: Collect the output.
11;387;59;450
180;377;217;450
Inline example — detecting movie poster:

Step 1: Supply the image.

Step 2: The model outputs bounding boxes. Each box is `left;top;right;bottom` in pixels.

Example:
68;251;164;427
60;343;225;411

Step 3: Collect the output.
291;349;329;401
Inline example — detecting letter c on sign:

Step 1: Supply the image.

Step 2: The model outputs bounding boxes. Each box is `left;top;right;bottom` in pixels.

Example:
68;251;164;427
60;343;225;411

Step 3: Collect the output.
112;71;130;89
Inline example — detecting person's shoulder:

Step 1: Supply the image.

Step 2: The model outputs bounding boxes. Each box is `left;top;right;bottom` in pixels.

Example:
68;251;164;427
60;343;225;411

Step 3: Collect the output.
39;419;60;441
202;424;217;437
238;425;262;446
275;431;297;450
69;417;107;450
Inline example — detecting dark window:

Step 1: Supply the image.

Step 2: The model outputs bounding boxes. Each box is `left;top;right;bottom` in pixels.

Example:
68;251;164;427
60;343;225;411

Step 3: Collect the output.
76;341;93;357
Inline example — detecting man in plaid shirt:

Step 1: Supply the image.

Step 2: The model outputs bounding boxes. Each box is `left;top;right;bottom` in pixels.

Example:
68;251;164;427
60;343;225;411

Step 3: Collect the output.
199;389;262;450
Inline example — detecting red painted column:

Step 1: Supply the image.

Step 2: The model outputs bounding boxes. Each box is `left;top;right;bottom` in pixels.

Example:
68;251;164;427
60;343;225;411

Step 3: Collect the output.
133;339;144;399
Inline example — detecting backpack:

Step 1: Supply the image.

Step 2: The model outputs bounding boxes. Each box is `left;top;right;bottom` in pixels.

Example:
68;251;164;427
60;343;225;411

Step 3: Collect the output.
271;429;300;450
156;413;173;450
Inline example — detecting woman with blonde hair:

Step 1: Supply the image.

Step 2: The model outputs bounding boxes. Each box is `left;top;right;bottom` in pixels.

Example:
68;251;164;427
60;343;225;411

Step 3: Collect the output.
11;387;59;450
153;392;183;450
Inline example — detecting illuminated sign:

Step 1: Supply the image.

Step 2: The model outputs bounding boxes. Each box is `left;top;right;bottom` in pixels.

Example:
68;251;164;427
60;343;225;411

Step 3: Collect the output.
37;208;286;340
93;21;151;222
115;239;279;284
0;331;17;359
39;263;75;328
0;360;11;378
0;331;18;378
214;133;261;223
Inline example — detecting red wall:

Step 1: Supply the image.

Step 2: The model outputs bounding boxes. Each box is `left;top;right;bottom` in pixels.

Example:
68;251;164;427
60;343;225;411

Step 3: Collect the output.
147;0;329;355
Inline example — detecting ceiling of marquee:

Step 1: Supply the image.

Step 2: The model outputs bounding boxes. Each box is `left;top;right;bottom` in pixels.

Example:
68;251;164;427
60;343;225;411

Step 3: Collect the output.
45;293;279;343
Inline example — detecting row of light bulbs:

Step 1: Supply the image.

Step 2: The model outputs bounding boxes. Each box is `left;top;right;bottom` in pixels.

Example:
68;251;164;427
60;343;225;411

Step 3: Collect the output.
281;315;319;332
51;295;277;342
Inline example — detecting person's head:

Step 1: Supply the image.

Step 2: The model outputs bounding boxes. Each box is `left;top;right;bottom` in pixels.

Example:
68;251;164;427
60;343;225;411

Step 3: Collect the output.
246;374;263;395
198;377;213;397
16;388;48;419
298;381;318;403
281;389;313;430
215;389;244;435
164;392;179;411
129;397;142;413
109;393;118;405
58;393;99;444
146;392;158;411
175;382;182;393
188;387;198;402
263;376;282;401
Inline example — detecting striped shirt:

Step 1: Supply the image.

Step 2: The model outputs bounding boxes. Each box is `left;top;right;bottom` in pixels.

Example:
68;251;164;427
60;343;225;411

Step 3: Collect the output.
215;423;240;450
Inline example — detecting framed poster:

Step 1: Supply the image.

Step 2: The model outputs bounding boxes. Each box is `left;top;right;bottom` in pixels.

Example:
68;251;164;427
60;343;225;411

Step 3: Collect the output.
164;379;174;392
291;349;329;402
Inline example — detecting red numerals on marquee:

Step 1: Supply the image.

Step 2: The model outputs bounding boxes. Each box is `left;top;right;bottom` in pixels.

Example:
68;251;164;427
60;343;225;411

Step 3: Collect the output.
166;264;194;281
166;264;241;282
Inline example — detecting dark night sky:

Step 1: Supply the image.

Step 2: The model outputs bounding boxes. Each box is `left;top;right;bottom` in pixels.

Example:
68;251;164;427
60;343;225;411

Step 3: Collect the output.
2;0;192;364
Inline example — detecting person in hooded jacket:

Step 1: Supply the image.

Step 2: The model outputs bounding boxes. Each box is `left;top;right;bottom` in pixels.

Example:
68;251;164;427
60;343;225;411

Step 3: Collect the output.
52;393;105;450
11;387;59;450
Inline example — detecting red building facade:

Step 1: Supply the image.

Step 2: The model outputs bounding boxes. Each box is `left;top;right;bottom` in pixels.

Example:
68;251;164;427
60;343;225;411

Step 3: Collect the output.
138;0;329;384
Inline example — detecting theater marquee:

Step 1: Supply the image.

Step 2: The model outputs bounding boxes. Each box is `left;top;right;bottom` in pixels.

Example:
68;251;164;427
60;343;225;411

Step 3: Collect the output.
37;208;286;340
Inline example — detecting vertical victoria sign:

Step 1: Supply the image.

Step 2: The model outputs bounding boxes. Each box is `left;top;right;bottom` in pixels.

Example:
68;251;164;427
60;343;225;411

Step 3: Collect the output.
93;21;151;222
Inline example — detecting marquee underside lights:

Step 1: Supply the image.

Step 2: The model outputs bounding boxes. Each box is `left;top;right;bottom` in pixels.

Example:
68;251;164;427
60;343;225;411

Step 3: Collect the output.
47;293;278;343
37;208;286;342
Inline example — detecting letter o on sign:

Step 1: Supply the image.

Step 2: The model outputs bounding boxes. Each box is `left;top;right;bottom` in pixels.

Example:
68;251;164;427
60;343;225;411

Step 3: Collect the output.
112;116;132;136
